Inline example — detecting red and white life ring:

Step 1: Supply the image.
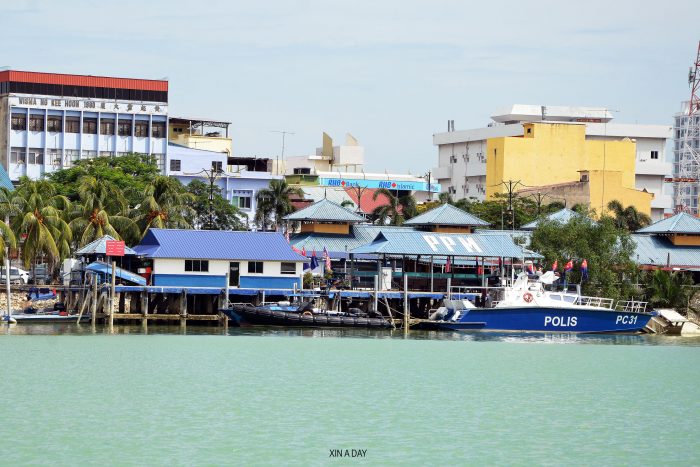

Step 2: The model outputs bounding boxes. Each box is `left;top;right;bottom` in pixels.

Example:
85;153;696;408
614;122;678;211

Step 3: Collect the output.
523;292;534;303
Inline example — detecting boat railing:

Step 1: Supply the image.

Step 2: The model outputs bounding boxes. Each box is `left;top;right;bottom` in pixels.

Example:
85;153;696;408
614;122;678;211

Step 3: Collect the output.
575;295;615;309
615;300;648;313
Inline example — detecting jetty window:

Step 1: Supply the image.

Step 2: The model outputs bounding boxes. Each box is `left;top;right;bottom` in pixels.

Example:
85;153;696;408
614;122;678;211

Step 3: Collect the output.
248;261;264;274
29;115;44;132
185;259;209;272
11;114;26;130
47;116;62;132
280;262;296;274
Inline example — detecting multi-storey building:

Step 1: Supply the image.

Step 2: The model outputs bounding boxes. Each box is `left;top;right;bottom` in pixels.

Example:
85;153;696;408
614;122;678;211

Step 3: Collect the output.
0;70;169;181
433;105;673;220
672;101;700;213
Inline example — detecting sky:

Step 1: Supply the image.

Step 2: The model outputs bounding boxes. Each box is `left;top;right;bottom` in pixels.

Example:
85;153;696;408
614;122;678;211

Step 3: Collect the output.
1;0;699;174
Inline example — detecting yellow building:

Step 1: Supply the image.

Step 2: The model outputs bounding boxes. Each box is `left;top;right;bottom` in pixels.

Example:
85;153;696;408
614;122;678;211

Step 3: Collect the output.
169;117;232;155
485;122;653;217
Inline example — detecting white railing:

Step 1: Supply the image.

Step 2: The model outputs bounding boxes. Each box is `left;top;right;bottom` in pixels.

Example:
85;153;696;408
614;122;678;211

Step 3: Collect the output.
615;300;648;313
575;296;615;309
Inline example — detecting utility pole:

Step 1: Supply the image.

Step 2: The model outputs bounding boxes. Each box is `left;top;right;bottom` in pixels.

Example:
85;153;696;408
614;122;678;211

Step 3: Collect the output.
270;130;294;176
186;167;223;229
493;180;524;230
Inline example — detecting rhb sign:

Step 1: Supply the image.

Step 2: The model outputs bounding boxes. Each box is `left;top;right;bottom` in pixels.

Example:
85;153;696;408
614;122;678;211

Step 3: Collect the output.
105;240;126;257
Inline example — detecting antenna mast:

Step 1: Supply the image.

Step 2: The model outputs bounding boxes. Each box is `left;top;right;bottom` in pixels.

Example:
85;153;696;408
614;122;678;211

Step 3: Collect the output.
674;40;700;213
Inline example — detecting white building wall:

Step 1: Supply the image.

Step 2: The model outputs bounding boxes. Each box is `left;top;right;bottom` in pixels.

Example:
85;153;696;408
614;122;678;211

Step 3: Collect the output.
154;258;303;278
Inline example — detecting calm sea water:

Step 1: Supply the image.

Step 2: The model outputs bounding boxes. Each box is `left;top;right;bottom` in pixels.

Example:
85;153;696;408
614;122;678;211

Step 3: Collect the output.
1;325;698;466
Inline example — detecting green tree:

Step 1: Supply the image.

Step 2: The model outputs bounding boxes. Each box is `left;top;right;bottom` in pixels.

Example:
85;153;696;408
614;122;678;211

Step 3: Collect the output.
371;188;405;225
643;270;693;310
185;180;247;230
68;176;140;246
11;178;72;269
48;153;160;207
607;200;651;232
530;215;637;301
254;179;304;231
132;176;194;236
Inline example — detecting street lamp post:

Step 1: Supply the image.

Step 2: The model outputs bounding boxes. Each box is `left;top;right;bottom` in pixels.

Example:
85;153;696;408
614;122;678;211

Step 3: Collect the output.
187;167;224;229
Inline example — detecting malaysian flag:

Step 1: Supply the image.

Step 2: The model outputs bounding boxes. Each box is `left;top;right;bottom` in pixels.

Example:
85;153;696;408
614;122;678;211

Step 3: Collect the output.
323;247;332;272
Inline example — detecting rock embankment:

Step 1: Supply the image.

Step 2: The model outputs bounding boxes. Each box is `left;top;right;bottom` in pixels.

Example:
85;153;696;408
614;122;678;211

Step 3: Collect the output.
0;292;58;313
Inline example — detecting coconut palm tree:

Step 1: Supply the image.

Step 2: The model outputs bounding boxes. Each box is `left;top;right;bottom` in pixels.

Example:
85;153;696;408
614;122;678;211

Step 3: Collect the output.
68;175;140;247
11;178;72;269
607;200;651;232
644;269;693;310
254;179;304;231
132;176;194;236
371;188;404;225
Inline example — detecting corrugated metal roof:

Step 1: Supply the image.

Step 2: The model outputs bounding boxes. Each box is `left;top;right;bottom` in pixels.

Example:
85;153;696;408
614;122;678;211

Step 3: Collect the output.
521;208;584;230
75;235;137;256
300;186;355;206
351;230;530;258
133;229;306;261
290;225;411;258
0;165;13;192
284;198;365;222
636;212;700;234
632;234;700;267
405;204;489;226
1;70;168;91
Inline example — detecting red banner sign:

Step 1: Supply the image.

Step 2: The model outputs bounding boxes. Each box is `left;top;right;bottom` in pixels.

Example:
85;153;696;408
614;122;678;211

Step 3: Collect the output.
105;240;125;257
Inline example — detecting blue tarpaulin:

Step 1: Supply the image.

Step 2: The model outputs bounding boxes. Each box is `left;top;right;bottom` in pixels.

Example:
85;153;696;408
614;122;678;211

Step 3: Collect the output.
85;261;147;286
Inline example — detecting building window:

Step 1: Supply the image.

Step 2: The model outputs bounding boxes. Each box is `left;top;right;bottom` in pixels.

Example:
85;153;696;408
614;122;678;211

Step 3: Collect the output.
118;120;132;136
135;121;149;137
152;122;166;138
154;154;165;172
10;147;25;164
29;116;44;132
184;259;209;272
83;118;97;134
100;119;115;135
47;116;62;132
169;159;181;171
47;149;62;166
65;117;80;133
232;196;251;209
65;150;79;167
212;161;223;172
11;114;26;130
27;148;44;165
280;262;297;275
83;150;97;160
248;261;264;274
651;150;659;160
99;151;114;158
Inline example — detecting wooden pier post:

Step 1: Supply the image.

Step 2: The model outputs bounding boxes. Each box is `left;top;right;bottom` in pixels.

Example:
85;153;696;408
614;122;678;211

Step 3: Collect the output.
90;274;98;328
109;261;116;329
373;275;379;313
446;277;452;300
179;290;188;328
403;274;409;333
224;272;230;310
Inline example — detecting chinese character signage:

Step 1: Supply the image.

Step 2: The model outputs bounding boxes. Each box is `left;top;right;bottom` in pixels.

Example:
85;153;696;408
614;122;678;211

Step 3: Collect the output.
9;95;167;115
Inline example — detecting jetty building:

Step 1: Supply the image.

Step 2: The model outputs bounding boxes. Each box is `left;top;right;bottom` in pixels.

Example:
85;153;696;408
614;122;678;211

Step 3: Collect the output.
433;105;672;220
632;212;700;273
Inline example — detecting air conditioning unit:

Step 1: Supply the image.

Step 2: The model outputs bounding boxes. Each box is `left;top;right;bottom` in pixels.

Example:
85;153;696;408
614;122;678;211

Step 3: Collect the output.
450;156;457;164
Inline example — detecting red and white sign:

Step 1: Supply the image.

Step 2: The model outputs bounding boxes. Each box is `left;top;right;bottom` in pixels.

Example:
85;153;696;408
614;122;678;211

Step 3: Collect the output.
105;240;126;257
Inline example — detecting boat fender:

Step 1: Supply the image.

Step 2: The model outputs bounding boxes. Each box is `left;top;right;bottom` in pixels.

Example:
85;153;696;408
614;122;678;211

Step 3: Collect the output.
523;292;534;303
302;311;313;317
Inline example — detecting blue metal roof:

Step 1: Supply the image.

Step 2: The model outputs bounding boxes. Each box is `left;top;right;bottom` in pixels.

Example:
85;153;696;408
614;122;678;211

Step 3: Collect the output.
75;235;138;256
291;225;413;258
636;212;700;234
0;165;13;192
521;208;585;230
284;198;365;222
86;261;146;285
134;229;306;261
632;234;700;269
405;203;489;226
351;230;530;258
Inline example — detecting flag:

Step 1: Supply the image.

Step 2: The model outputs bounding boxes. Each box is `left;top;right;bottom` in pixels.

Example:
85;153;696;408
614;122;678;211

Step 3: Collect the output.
551;260;558;272
310;250;319;270
285;231;290;243
292;245;303;255
564;260;573;272
323;247;332;272
301;247;306;257
581;259;589;281
445;256;451;273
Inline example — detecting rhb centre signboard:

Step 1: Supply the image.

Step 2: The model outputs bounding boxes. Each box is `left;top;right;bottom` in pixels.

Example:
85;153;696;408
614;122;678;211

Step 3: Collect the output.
319;178;440;192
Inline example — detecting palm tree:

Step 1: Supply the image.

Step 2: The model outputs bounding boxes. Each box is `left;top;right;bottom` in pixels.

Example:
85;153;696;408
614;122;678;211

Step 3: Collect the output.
438;192;454;205
607;200;651;232
254;179;304;231
132;176;194;236
68;176;139;246
340;200;355;209
398;194;418;220
11;178;72;269
371;188;404;225
645;270;692;310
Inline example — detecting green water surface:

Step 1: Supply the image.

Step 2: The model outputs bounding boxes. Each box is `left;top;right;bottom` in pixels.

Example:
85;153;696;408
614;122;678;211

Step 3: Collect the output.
0;326;698;466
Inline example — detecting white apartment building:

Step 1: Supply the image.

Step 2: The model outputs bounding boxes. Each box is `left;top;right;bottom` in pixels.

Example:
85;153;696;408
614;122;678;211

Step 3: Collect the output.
433;105;673;221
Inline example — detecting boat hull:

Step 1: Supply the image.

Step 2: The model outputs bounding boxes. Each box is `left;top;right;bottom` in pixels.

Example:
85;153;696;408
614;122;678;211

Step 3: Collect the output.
221;305;393;329
432;306;653;333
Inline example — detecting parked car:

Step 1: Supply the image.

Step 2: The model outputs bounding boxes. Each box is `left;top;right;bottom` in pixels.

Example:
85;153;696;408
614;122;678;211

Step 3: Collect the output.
0;267;30;284
31;264;51;284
